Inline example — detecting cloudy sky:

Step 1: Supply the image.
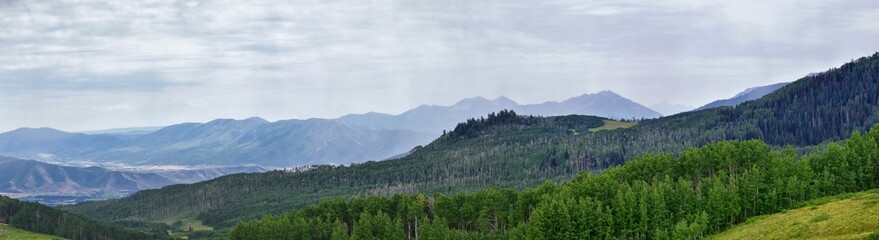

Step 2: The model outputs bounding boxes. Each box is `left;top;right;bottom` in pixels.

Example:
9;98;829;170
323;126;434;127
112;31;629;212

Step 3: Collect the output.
1;0;878;132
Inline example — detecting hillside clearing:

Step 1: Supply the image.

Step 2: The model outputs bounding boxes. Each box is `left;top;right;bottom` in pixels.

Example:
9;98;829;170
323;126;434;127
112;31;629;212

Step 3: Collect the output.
589;119;637;132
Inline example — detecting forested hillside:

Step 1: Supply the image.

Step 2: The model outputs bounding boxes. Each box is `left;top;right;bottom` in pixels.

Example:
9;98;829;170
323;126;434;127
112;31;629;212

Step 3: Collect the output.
0;196;161;240
64;114;610;232
231;125;879;239
63;53;879;236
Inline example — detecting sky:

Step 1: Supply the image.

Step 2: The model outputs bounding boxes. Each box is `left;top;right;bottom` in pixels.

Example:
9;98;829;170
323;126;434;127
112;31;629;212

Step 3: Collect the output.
1;0;878;132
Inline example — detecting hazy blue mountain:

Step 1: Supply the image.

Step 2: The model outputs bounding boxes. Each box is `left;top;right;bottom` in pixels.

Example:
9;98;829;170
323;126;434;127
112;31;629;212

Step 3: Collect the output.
220;119;435;166
695;82;790;111
89;117;273;165
0;128;122;160
339;96;519;134
0;156;264;198
0;118;435;167
340;91;660;134
90;118;435;166
0;91;655;167
519;91;662;119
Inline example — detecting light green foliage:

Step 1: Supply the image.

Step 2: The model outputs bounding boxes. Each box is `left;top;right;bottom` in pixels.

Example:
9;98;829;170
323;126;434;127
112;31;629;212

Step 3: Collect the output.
351;211;404;240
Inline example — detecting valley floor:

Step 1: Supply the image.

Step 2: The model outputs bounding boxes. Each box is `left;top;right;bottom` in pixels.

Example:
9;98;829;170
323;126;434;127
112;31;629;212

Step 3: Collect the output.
711;189;879;240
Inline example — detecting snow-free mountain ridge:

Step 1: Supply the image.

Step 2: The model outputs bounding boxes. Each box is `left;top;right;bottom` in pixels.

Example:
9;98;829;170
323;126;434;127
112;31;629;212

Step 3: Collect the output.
0;91;659;167
695;82;790;111
340;90;661;134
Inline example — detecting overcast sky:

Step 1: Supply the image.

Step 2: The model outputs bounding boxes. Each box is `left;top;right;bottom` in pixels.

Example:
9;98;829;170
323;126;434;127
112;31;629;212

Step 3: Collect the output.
1;0;878;132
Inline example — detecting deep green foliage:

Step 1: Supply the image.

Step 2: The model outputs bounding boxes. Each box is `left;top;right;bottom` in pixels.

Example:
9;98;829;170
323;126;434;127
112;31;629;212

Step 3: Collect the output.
450;110;541;140
231;125;879;239
0;196;162;240
107;220;171;237
447;110;604;141
63;53;879;236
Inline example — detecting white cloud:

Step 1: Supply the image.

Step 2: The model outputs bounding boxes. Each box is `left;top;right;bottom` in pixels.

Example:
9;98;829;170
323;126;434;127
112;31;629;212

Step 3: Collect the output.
0;0;878;131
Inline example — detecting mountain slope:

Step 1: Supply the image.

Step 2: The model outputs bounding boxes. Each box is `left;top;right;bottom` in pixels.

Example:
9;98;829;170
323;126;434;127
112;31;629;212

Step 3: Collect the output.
63;53;879;233
695;82;789;111
0;128;121;161
711;190;879;240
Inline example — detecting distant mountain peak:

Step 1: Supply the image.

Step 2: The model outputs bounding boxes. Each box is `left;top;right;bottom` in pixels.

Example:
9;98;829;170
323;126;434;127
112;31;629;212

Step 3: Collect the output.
4;127;73;139
595;90;619;96
205;117;270;126
514;90;661;119
10;127;65;133
570;90;624;100
243;117;270;124
454;96;489;105
492;96;518;105
206;118;235;124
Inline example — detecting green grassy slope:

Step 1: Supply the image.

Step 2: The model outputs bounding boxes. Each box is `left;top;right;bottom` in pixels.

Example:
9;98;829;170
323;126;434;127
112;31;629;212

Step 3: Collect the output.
711;190;879;240
0;225;66;240
63;53;879;236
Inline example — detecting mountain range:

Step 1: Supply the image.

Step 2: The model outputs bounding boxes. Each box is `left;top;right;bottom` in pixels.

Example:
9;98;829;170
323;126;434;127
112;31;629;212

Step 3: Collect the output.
0;91;660;167
340;91;661;134
0;156;264;203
